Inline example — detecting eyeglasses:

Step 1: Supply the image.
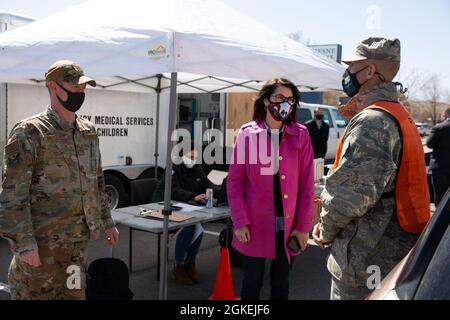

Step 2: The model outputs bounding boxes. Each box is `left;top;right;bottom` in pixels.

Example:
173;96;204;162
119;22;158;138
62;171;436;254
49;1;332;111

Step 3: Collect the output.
268;94;297;106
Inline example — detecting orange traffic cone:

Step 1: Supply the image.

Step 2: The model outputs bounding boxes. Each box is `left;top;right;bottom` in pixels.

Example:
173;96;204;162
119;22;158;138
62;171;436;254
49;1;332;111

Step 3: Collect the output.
208;247;240;300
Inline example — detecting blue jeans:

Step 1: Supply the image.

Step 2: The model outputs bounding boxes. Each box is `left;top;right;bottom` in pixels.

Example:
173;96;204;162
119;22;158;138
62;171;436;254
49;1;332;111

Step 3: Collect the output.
241;231;294;300
175;225;203;264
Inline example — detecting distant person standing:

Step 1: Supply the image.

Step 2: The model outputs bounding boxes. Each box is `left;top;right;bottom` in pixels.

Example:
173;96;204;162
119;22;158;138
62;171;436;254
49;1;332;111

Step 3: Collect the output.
305;108;330;159
426;108;450;205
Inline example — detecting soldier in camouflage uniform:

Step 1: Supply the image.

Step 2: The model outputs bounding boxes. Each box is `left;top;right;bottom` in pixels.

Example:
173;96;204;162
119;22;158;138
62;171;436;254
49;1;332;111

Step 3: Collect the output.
312;38;420;299
0;60;119;300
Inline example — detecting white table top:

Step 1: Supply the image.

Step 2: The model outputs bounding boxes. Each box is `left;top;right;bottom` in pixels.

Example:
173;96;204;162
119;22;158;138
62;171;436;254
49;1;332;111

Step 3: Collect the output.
112;185;324;233
111;202;230;233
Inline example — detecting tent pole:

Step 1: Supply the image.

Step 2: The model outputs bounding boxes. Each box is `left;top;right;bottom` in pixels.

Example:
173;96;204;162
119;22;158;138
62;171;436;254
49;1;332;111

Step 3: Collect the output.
159;72;178;300
154;74;162;178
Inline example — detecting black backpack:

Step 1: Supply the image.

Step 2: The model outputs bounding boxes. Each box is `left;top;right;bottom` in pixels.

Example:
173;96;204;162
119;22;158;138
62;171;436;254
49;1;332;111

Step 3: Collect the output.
86;258;134;300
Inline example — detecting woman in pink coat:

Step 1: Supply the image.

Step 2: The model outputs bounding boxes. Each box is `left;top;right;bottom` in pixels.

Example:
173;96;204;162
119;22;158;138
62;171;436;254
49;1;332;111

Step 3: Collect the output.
227;78;315;300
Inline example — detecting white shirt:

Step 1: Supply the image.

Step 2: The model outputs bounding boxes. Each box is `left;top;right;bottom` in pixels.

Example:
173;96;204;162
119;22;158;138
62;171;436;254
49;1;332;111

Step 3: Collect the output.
315;119;323;130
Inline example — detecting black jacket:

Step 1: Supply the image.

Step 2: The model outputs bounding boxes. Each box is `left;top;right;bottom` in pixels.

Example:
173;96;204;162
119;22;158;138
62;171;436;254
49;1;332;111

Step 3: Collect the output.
426;119;450;172
152;163;221;202
305;120;329;158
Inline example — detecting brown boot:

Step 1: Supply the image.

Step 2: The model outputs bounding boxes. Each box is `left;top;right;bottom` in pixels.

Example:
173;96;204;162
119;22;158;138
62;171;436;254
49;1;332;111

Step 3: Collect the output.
184;261;199;284
172;263;194;285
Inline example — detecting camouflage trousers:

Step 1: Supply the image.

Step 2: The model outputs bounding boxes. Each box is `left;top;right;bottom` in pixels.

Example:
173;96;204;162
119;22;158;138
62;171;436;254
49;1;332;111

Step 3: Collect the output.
330;276;371;300
8;241;88;300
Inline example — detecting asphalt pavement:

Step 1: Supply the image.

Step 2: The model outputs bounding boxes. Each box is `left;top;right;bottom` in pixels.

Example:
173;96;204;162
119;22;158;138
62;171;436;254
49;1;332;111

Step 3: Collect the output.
0;222;331;300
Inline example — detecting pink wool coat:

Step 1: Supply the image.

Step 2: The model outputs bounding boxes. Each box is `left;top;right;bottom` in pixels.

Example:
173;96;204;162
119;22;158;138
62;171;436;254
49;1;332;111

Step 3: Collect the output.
227;121;315;261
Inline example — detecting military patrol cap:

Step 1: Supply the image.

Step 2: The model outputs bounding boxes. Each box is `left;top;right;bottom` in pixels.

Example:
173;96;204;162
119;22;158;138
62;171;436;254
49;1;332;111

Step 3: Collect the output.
343;37;401;64
45;60;96;87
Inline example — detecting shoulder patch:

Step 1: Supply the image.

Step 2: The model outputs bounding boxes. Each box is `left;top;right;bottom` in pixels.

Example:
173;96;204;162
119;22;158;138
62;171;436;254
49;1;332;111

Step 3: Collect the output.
5;139;20;159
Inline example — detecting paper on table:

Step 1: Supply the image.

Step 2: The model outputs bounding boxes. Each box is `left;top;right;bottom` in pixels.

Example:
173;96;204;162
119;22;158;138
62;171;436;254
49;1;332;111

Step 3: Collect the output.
175;202;202;213
207;170;228;186
138;210;192;222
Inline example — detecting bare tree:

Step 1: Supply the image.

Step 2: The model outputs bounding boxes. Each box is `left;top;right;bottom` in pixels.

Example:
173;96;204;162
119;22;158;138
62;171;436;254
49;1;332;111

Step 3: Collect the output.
396;68;428;105
424;74;443;125
287;31;312;46
396;70;450;123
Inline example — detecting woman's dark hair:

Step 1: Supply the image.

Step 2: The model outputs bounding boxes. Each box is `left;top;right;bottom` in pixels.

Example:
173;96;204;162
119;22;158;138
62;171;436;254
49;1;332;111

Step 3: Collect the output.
252;78;300;125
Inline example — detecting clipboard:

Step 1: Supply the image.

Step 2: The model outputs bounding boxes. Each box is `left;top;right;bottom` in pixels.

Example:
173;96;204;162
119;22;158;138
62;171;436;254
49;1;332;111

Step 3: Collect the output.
138;209;192;222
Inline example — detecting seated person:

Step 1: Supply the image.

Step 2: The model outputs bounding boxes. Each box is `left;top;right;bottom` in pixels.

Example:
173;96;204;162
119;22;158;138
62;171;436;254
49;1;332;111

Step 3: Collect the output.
152;142;222;285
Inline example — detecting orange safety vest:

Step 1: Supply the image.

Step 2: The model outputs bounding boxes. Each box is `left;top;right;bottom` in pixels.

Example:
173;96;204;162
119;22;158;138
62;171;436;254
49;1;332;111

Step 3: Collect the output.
333;101;430;234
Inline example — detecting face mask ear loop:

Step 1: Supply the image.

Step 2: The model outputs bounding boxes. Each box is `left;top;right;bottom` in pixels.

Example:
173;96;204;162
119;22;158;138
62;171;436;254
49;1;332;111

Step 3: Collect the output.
355;65;371;74
55;81;67;98
357;65;378;87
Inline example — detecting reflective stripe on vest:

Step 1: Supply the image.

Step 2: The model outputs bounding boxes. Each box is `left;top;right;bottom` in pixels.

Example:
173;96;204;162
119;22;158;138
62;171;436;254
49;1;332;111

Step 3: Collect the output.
333;101;430;234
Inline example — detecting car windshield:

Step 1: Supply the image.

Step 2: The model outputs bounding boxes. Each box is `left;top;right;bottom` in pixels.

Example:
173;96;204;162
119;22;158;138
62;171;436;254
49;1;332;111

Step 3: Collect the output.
322;109;333;128
296;108;312;124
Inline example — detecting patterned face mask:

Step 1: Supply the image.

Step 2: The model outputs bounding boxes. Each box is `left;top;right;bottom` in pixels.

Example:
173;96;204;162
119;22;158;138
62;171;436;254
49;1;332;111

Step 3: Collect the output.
341;66;370;98
268;101;293;122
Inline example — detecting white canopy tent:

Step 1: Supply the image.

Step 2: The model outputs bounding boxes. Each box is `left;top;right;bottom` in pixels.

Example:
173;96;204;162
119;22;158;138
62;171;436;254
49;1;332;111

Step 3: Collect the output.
0;0;344;300
0;0;343;90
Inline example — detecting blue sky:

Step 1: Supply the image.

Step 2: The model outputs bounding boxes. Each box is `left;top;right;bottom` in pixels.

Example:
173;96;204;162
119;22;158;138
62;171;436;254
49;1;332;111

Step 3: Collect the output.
1;0;449;99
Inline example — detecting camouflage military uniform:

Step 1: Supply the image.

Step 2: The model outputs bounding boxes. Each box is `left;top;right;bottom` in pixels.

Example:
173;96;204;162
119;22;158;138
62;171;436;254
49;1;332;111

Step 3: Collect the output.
8;241;88;300
320;82;418;300
0;107;114;299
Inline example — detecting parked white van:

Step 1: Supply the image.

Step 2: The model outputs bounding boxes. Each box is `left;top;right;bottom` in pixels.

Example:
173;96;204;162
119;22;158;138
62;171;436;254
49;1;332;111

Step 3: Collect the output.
296;102;348;160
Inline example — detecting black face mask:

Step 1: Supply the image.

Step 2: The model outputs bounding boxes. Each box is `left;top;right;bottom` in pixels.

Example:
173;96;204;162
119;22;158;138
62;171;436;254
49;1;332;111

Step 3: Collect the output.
341;65;370;97
55;82;85;112
315;115;323;120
